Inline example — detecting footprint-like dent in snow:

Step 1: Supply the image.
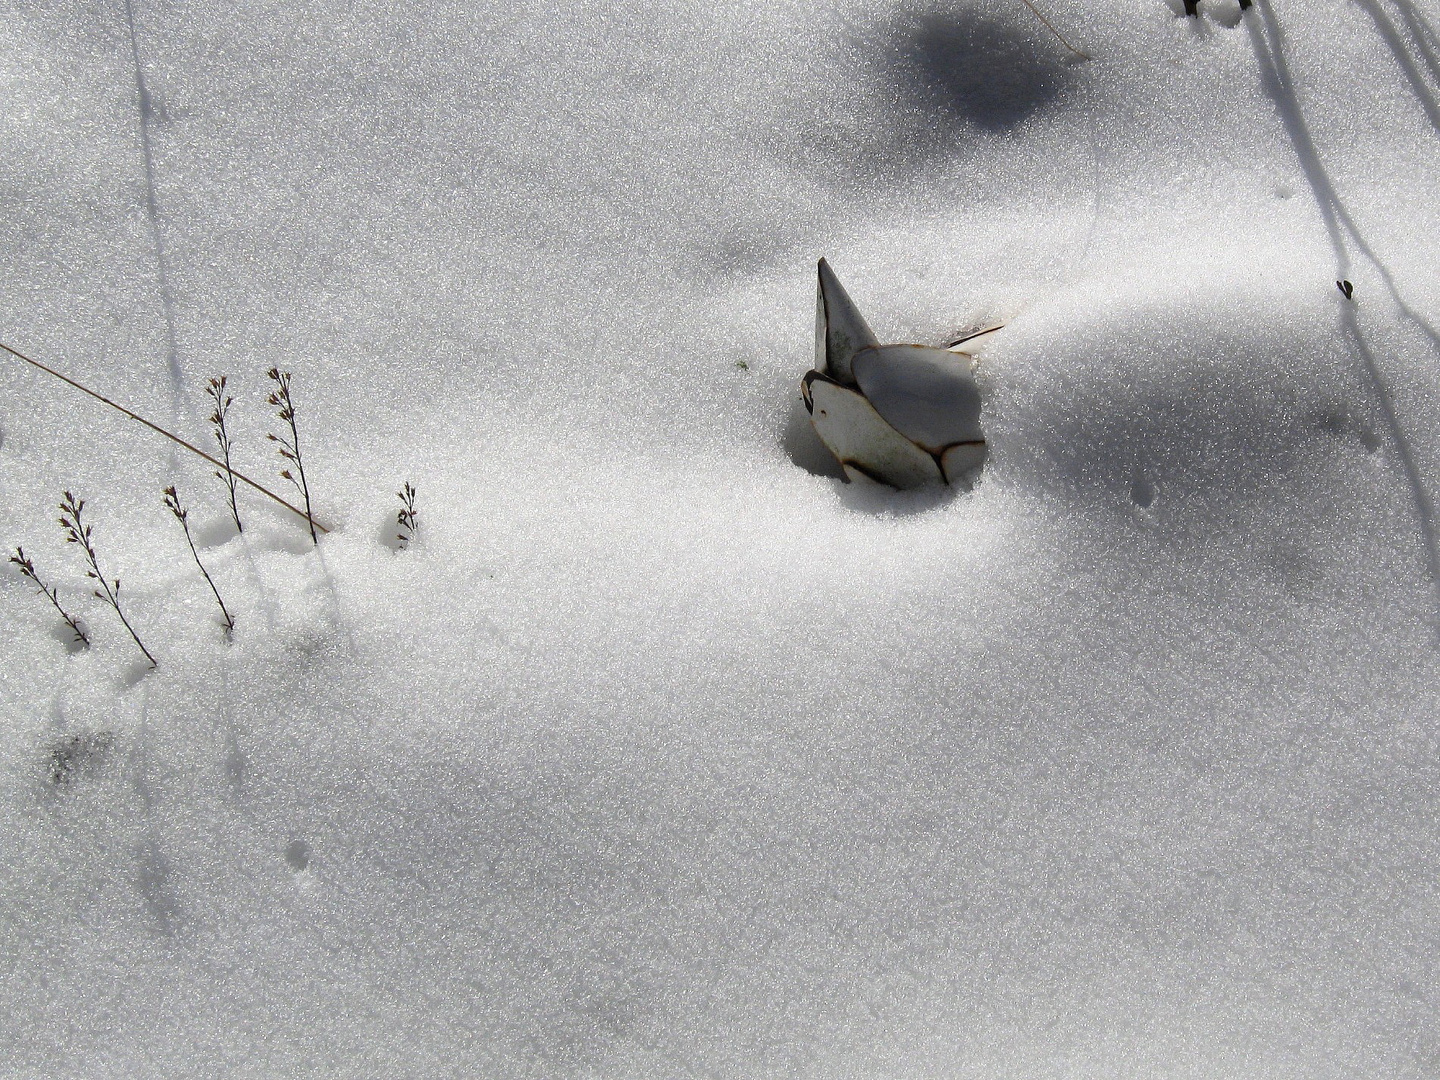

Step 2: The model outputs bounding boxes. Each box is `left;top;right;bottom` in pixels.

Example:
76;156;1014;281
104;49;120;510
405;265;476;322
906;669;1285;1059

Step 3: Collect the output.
1131;475;1158;510
48;620;89;653
193;516;241;549
377;518;410;552
284;838;312;872
121;660;156;688
251;527;317;556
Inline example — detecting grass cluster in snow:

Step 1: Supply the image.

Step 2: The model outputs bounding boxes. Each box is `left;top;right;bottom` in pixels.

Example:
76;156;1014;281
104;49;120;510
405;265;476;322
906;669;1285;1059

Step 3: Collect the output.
4;0;1440;1076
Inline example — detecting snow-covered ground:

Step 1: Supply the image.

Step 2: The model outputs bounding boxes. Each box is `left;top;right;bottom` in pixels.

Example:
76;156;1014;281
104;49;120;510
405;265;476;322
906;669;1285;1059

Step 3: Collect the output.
4;0;1440;1075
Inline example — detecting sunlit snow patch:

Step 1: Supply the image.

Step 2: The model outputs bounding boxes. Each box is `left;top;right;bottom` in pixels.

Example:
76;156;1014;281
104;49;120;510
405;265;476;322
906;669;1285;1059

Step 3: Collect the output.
800;259;989;490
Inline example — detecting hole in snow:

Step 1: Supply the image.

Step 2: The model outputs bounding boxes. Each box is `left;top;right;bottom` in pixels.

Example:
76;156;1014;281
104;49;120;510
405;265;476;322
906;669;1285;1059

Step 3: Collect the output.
121;660;155;688
1318;407;1381;453
1131;476;1157;509
48;620;89;653
284;839;312;872
1204;0;1246;28
378;520;404;552
250;525;316;556
193;515;240;549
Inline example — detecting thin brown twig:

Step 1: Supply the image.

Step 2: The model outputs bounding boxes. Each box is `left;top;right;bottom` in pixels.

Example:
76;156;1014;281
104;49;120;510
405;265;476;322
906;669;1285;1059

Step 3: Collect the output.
1016;0;1090;60
10;546;89;646
164;485;236;633
59;491;157;668
266;368;317;546
1;340;329;534
396;481;418;549
205;375;244;534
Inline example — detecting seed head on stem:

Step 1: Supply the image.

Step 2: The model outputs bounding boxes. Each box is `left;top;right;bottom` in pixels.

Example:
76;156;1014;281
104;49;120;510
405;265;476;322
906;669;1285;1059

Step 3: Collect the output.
58;491;156;668
10;545;88;646
163;484;235;634
205;374;243;533
396;482;418;549
266;368;318;545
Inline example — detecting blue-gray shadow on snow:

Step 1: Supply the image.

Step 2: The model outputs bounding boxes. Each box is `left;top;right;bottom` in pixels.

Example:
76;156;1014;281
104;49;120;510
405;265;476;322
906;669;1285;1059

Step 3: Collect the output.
801;6;1078;189
312;539;360;659
126;681;184;934
1352;0;1440;140
123;0;184;403
1247;0;1440;625
887;7;1072;132
134;831;181;934
992;321;1383;526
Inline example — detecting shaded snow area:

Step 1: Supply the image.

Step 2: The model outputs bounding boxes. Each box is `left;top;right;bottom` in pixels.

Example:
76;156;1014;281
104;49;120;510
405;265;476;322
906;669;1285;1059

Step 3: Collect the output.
6;0;1440;1075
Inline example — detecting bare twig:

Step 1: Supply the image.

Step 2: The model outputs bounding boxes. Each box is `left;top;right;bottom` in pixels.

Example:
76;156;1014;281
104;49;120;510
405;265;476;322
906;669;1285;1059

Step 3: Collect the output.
266;368;318;546
396;482;418;549
1017;0;1090;60
163;485;235;633
0;340;327;533
58;492;157;668
205;375;243;533
10;546;88;646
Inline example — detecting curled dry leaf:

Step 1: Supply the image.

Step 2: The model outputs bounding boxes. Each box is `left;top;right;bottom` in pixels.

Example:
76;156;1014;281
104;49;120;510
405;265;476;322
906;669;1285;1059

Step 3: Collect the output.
799;260;992;491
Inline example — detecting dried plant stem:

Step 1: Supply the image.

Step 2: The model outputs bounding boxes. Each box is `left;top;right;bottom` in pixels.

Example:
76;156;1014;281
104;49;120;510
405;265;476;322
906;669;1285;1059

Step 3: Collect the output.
164;485;235;632
396;482;418;549
10;546;88;646
206;375;243;533
1;340;327;534
59;492;157;668
266;368;318;545
1017;0;1090;60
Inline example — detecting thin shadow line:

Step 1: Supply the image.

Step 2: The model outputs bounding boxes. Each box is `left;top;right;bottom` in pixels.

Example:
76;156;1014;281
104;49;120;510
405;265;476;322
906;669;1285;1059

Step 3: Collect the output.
1077;77;1107;272
1390;0;1440;67
1249;0;1440;624
313;541;360;658
1338;303;1440;576
1252;4;1440;350
123;0;183;395
1353;0;1440;138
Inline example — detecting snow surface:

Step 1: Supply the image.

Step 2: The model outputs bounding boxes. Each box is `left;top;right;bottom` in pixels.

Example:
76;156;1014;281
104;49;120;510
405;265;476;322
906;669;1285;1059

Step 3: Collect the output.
4;0;1440;1075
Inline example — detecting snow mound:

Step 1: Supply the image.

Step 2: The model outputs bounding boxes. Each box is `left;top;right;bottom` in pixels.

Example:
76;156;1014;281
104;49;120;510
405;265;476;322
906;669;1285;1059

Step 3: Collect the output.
3;1;1440;1076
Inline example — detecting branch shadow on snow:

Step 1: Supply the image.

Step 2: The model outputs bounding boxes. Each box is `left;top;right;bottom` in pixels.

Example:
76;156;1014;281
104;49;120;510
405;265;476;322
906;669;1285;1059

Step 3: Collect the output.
122;0;183;395
1352;0;1440;142
1247;0;1440;627
983;303;1414;605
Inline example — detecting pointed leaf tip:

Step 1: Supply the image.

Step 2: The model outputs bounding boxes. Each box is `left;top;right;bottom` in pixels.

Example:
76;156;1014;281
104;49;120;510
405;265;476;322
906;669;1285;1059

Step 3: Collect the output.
815;259;880;386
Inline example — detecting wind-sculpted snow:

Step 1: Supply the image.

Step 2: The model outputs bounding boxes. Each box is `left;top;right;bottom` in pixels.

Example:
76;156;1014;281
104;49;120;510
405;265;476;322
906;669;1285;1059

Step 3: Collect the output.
3;1;1440;1076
